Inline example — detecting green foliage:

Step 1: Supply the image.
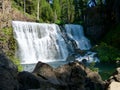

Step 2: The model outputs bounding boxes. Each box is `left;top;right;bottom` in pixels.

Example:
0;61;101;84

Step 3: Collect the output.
12;0;88;23
93;42;120;62
52;0;61;22
103;24;120;49
0;27;23;71
10;56;23;71
41;2;54;22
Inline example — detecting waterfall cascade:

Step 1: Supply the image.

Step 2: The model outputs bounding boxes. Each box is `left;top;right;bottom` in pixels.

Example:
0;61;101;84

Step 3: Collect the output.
64;24;91;50
12;21;99;66
12;21;68;64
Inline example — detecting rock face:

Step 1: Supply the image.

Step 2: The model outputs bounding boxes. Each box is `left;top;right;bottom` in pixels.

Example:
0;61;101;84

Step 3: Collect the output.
0;0;11;29
0;50;19;90
0;0;34;29
84;7;105;43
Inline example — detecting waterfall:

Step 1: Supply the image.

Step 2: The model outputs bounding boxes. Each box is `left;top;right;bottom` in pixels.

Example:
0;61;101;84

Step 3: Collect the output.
12;21;99;70
64;24;99;63
12;21;68;64
64;24;91;50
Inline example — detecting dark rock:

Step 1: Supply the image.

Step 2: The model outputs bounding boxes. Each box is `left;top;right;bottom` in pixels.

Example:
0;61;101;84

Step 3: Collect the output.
33;61;60;85
84;7;105;43
0;50;19;90
20;62;67;90
86;25;104;42
18;71;40;90
17;61;105;90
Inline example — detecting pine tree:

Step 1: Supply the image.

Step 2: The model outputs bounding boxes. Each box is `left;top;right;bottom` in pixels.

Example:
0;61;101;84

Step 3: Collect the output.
52;0;61;22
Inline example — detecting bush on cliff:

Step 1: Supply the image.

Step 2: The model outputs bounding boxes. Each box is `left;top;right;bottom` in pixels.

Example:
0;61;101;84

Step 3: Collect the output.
93;42;120;62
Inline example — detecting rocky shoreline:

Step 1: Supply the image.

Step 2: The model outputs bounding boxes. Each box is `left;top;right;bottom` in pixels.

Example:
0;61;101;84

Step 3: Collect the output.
0;51;120;90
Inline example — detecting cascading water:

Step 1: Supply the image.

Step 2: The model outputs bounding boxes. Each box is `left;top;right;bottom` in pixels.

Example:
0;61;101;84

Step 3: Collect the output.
12;21;68;64
12;21;99;71
64;24;99;63
64;24;91;50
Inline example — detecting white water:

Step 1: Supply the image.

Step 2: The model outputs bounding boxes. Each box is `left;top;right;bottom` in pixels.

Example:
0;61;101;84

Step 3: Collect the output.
12;21;68;64
12;21;99;71
65;24;91;50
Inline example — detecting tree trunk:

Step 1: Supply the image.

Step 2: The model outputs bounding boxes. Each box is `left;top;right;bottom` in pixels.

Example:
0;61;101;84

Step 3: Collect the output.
24;0;26;15
37;0;40;21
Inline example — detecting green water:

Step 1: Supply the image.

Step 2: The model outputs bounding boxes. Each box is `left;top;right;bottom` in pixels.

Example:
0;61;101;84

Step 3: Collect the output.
95;63;119;80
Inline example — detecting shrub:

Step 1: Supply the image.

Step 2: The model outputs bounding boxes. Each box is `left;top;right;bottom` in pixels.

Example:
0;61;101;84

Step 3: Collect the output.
93;42;120;62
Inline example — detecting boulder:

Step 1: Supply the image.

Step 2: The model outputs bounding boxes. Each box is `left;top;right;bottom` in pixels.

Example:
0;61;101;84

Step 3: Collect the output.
0;50;19;90
31;61;105;90
108;81;120;90
106;67;120;90
33;61;60;85
18;71;40;90
107;67;120;82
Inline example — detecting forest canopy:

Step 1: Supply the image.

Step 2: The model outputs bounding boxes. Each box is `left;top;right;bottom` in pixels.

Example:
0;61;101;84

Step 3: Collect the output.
12;0;109;24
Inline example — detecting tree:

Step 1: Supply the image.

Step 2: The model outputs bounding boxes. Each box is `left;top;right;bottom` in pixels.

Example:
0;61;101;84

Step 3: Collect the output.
60;0;75;23
37;0;40;20
40;0;53;22
23;0;26;15
52;0;61;22
74;0;84;22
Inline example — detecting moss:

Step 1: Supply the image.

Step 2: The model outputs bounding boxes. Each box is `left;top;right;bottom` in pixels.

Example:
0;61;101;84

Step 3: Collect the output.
0;27;23;71
10;56;23;71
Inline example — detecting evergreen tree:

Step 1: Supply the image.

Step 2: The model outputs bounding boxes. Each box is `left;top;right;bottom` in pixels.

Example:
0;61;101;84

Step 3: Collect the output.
52;0;61;22
40;0;53;22
74;0;84;22
60;0;75;23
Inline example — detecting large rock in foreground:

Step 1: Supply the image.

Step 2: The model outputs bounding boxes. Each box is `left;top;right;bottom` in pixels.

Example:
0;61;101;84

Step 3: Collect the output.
106;67;120;90
19;61;105;90
108;82;120;90
0;51;19;90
